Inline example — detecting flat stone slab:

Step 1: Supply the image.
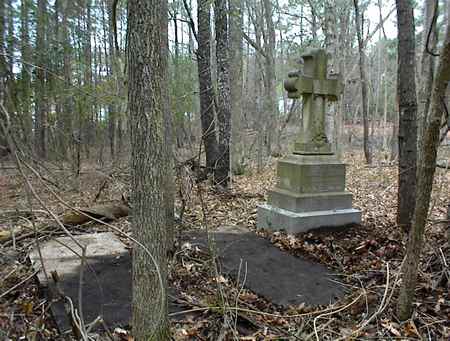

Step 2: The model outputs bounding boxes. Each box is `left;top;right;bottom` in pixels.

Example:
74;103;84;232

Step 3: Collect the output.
258;204;361;234
29;232;186;333
30;229;345;332
184;226;344;307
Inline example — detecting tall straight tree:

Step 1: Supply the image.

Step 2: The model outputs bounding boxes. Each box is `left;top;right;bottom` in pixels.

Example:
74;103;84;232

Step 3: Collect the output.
262;0;278;155
197;0;218;173
397;11;450;321
353;0;371;164
19;0;32;142
83;0;94;154
214;0;232;188
0;0;7;105
230;0;244;173
35;0;48;158
396;0;417;232
418;0;437;149
61;0;73;158
127;0;171;339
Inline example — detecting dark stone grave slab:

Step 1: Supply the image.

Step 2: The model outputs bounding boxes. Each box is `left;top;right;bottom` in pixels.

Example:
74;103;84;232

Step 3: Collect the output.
29;233;186;333
184;226;344;307
30;228;344;332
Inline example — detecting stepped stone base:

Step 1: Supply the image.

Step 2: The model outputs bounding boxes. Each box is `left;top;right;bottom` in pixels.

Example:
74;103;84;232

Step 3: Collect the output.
268;188;353;213
257;154;362;234
258;204;361;234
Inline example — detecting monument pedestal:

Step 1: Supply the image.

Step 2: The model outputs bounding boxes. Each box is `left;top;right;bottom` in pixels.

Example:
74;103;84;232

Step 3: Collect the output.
258;49;361;234
257;155;361;234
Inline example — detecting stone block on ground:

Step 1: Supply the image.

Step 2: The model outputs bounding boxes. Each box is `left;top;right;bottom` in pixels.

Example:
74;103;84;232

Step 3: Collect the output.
184;226;344;307
29;232;186;333
268;188;353;213
258;204;362;234
276;155;346;193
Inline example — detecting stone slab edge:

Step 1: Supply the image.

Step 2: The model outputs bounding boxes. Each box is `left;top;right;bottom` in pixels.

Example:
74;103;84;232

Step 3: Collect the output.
257;204;361;234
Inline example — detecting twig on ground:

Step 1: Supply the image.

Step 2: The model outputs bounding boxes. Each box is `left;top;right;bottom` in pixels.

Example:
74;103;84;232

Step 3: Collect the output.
313;294;363;341
0;269;40;299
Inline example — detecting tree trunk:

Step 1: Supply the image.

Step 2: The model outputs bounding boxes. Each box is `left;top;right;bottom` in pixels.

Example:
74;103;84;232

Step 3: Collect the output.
59;0;73;159
197;0;218;173
5;0;16;119
161;0;174;251
0;0;7;110
103;0;116;161
19;0;32;144
397;16;450;321
35;0;47;159
214;0;232;188
230;0;244;175
353;0;372;164
127;0;170;338
262;0;278;156
418;0;438;150
84;0;94;158
396;0;418;232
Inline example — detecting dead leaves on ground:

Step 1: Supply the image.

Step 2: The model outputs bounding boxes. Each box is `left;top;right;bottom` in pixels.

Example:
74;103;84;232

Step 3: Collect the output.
1;154;450;339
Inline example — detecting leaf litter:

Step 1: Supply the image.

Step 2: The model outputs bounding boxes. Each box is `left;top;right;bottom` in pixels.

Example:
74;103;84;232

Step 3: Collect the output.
0;153;449;340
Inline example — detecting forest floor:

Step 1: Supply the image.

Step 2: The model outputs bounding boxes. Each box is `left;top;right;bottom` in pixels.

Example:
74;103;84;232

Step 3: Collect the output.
0;151;449;340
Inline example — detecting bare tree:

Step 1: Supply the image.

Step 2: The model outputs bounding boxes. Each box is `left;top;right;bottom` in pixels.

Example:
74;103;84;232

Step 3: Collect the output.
262;0;278;156
35;0;48;158
214;0;232;188
127;0;171;338
397;13;450;321
418;0;438;149
19;0;32;142
197;0;218;173
230;0;244;174
396;0;418;232
353;0;372;164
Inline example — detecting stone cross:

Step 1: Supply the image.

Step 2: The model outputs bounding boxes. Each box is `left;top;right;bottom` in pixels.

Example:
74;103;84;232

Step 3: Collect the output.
284;49;343;155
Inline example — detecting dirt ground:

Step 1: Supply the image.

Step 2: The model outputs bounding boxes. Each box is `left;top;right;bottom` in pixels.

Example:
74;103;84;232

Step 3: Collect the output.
0;150;449;340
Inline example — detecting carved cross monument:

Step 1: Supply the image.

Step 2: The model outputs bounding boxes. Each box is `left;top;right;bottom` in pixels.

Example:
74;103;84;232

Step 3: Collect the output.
284;49;342;155
257;49;361;234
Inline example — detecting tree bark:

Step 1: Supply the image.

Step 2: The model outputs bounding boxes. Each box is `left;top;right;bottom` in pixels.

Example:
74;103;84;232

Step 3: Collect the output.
161;0;174;251
19;0;32;143
397;15;450;321
35;0;48;158
127;0;171;339
104;0;116;161
197;0;218;173
230;0;244;175
214;0;232;188
58;0;73;159
262;0;278;156
418;0;438;150
83;0;94;157
353;0;372;164
0;0;7;111
396;0;418;232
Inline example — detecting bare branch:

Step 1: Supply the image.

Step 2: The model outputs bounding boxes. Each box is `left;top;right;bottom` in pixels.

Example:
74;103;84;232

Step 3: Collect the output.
182;0;198;43
242;31;267;58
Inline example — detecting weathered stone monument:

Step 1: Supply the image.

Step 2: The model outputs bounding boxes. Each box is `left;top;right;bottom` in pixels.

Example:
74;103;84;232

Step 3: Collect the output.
258;49;361;234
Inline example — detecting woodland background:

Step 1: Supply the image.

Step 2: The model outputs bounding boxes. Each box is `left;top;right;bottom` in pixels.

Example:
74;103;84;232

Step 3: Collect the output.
0;0;450;340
